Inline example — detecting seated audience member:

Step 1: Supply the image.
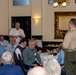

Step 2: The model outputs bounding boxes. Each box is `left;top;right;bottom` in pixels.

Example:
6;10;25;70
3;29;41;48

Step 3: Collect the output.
0;44;5;56
6;37;18;56
0;35;9;48
27;67;47;75
0;44;6;65
9;22;25;43
57;49;64;66
13;39;27;65
33;38;50;54
0;52;24;75
57;49;66;75
43;59;61;75
22;39;42;70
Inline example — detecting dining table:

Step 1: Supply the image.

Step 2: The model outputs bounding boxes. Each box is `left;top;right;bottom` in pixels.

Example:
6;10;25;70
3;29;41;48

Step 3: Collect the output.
40;52;59;64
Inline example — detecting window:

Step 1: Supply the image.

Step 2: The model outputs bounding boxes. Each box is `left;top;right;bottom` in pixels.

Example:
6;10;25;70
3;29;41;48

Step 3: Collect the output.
48;0;54;4
13;0;29;6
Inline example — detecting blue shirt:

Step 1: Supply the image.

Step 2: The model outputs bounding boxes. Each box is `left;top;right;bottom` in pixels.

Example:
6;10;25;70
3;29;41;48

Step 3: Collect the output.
0;64;24;75
0;40;9;47
7;43;18;56
57;49;64;65
0;45;5;56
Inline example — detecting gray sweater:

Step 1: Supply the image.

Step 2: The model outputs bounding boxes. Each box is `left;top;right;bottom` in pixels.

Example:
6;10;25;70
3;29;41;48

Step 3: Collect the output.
22;47;41;66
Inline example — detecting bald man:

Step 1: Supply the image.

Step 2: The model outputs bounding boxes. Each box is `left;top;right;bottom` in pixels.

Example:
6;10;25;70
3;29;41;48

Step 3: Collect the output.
27;67;47;75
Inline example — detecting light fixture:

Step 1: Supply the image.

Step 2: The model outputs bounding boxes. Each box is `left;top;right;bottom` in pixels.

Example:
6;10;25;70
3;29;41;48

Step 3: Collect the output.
53;0;67;8
33;17;41;23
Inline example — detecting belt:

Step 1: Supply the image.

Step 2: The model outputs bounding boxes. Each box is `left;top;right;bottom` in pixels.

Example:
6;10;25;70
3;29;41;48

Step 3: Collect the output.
64;49;76;52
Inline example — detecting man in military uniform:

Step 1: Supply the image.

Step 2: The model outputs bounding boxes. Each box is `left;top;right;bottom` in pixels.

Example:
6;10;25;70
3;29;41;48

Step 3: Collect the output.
63;18;76;75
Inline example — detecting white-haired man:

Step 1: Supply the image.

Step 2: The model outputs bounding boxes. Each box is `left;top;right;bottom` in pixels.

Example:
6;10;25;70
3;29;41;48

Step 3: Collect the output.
9;22;25;43
0;52;24;75
22;39;42;70
43;59;61;75
27;67;47;75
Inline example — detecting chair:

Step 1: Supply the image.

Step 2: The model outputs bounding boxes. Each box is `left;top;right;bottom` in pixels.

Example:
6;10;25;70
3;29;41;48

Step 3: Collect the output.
13;52;27;75
18;54;28;75
32;35;43;47
37;40;43;48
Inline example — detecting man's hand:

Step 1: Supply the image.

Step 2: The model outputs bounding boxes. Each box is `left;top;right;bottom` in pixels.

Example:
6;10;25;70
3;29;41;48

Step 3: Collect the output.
58;43;63;49
33;64;38;67
18;35;25;39
9;35;17;38
61;65;64;69
39;62;43;67
38;50;42;54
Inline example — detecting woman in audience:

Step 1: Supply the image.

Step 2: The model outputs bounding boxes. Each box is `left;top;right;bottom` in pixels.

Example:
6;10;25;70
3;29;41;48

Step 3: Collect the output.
0;52;24;75
43;59;61;75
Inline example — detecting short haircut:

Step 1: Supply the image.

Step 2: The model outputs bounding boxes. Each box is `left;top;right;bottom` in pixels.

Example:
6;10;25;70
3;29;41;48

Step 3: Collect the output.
27;67;47;75
15;22;20;25
43;59;61;75
9;37;16;41
1;52;13;64
69;18;76;26
19;39;26;44
28;39;35;45
0;35;4;37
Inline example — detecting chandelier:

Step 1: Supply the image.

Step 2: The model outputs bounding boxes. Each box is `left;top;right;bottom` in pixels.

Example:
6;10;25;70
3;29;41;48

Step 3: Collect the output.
53;0;67;8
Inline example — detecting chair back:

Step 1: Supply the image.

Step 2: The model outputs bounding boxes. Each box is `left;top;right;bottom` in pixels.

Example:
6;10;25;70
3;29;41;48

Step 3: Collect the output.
13;52;27;75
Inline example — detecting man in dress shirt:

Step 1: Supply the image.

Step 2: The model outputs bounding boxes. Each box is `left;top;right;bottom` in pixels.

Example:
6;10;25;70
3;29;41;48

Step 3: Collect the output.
57;49;66;75
9;22;25;43
57;49;64;66
0;44;6;65
0;35;9;47
63;18;76;75
0;44;5;56
7;37;18;56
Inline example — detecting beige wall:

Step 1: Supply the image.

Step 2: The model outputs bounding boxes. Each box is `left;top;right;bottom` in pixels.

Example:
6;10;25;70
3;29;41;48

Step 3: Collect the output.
0;0;76;41
59;16;76;30
42;0;76;41
0;0;9;35
31;0;42;35
8;0;32;30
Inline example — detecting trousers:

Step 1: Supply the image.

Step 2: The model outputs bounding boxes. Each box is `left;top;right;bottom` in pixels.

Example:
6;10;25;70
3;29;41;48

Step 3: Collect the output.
24;61;40;70
64;51;76;75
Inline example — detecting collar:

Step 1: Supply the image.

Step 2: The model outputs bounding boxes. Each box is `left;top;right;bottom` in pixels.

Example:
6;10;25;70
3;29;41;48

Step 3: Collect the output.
4;64;12;65
19;44;24;48
71;28;76;30
15;28;20;31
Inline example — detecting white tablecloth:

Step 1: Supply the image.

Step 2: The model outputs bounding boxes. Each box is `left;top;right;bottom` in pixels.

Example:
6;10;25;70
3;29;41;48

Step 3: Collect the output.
40;52;58;63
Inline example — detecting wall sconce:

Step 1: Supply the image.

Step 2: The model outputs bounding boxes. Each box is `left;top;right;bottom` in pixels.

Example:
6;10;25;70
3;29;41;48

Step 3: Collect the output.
33;17;41;23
